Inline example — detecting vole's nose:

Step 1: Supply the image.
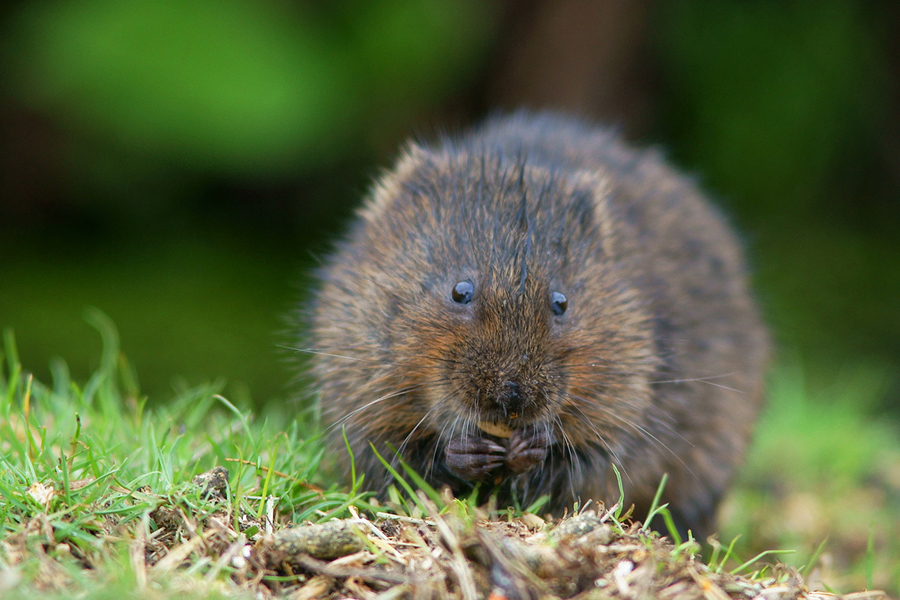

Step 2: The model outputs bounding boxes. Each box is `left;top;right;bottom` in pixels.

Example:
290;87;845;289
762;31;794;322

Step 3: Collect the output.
498;380;524;414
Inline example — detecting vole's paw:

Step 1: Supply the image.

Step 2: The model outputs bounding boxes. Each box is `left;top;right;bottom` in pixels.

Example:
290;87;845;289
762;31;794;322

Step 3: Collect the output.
445;435;506;481
505;427;553;474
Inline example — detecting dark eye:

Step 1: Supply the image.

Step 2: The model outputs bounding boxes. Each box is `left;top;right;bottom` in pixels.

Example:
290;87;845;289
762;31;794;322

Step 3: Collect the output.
551;291;568;316
452;280;474;304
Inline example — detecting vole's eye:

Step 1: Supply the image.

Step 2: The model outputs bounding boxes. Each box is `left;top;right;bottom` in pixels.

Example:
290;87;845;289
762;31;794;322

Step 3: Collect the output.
452;281;474;304
551;292;568;316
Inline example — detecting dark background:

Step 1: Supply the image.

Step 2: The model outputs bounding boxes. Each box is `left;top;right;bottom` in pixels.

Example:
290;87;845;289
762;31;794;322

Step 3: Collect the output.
1;0;897;409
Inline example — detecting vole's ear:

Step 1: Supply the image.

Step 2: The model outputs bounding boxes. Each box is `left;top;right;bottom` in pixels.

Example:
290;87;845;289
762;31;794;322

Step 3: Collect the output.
571;169;616;257
360;142;432;224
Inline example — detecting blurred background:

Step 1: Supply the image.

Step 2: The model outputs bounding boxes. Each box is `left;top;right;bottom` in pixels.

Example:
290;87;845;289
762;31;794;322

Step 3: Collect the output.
0;0;897;406
2;0;900;590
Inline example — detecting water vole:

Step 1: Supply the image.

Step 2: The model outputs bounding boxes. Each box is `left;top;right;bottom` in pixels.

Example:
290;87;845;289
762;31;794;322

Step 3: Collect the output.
306;112;769;539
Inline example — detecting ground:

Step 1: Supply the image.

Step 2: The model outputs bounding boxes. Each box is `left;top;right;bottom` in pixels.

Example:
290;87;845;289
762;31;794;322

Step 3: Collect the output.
1;320;898;598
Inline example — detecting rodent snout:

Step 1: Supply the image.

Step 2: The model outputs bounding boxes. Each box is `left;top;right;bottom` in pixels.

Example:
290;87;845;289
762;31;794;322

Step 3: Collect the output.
497;380;524;415
467;367;551;422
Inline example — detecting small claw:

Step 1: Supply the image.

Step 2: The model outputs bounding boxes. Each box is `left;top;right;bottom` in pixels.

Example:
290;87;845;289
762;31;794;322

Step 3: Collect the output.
447;436;506;456
445;435;506;481
505;427;554;475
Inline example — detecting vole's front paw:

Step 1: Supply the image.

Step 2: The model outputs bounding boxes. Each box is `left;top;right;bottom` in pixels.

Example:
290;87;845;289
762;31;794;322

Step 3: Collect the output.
505;427;553;474
445;435;506;481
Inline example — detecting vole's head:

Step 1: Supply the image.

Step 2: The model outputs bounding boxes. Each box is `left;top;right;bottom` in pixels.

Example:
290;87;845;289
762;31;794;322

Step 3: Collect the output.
435;263;568;426
315;143;658;444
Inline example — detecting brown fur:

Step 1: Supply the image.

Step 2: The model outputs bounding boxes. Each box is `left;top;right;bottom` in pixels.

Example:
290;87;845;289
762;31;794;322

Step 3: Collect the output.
305;112;769;539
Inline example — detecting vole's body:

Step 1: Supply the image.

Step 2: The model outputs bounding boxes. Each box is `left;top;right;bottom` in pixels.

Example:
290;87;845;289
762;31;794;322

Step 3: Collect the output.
309;113;768;538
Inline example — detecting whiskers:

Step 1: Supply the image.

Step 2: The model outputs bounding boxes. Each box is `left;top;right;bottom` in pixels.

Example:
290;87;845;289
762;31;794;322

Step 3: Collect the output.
549;411;584;502
396;394;460;477
646;372;744;393
324;382;429;436
565;389;697;481
279;344;450;372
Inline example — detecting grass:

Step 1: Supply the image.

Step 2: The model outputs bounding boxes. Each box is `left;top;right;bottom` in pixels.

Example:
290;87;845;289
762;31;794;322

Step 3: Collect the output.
0;312;372;599
1;314;898;598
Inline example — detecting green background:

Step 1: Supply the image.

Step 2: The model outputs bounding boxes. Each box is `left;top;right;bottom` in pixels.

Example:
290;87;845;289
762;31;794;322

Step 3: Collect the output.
0;0;896;409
